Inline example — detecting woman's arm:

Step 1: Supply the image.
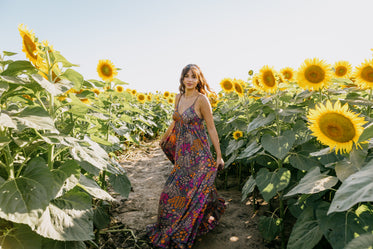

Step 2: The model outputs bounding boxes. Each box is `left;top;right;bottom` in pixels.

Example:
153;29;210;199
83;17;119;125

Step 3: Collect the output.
199;95;224;169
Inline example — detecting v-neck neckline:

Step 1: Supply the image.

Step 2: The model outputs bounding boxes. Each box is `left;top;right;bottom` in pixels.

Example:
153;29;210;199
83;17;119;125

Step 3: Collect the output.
177;94;199;116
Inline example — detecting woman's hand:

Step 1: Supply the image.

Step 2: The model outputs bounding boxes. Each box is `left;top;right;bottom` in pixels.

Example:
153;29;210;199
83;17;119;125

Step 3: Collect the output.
216;157;224;171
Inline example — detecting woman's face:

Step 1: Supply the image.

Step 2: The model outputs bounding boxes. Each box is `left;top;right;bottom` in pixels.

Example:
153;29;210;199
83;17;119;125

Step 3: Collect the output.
183;69;199;90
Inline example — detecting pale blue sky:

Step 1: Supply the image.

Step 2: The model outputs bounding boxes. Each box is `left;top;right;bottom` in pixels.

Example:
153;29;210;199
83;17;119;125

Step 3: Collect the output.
1;0;372;93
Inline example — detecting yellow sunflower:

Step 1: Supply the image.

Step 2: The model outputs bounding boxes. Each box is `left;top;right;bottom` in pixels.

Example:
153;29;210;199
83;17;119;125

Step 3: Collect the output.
258;65;278;93
97;59;118;82
296;58;332;90
307;100;367;154
280;67;295;81
168;97;174;104
115;85;124;93
248;70;254;76
233;130;243;140
137;93;146;103
126;88;131;93
164;91;170;98
80;98;91;105
18;24;41;66
92;88;101;95
251;74;261;90
131;89;137;95
220;78;234;92
146;94;152;101
233;79;244;96
333;61;352;79
353;59;373;89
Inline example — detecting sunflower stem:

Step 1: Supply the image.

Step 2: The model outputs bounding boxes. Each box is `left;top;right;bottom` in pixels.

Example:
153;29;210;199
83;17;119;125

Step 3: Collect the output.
367;88;372;118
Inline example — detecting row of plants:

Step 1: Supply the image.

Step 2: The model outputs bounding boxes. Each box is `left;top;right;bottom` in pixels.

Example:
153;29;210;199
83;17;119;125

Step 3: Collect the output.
212;57;373;248
0;25;175;248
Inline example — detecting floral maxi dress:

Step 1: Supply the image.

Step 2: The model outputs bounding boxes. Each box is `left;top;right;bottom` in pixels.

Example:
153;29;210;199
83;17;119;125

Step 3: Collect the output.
147;95;226;248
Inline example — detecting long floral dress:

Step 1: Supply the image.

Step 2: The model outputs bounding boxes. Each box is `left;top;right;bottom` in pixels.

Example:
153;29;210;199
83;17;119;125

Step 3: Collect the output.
146;95;226;248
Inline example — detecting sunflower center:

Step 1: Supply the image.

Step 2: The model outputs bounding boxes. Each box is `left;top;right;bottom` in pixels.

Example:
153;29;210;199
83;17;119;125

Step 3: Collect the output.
23;35;37;59
318;112;355;143
335;66;347;77
101;64;113;77
305;65;325;83
284;71;292;80
263;71;275;87
361;66;373;83
235;84;243;93
223;81;233;90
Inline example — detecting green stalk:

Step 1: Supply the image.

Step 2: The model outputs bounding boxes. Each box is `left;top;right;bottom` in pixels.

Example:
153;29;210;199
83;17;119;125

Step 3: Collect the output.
367;88;372;118
48;144;54;169
5;144;14;179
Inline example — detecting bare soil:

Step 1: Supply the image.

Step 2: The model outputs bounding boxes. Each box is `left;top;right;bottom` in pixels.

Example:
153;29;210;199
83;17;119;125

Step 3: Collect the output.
98;141;279;249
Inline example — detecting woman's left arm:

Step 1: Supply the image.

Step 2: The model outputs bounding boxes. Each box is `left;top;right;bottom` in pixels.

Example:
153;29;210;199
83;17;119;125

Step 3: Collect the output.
199;95;224;170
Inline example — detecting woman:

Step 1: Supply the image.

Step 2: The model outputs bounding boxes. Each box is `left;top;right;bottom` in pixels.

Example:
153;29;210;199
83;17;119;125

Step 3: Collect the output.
147;64;226;248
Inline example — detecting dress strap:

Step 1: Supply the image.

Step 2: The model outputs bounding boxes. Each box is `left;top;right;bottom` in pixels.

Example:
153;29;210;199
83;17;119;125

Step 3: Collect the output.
176;94;182;110
192;94;199;106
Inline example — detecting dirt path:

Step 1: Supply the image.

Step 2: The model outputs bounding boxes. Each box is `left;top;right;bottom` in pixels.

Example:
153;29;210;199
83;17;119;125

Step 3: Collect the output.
112;141;270;249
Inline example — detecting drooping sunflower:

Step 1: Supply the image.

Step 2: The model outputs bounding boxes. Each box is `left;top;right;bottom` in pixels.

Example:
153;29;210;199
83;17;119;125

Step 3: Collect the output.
163;91;170;98
233;79;244;97
137;93;146;103
115;85;124;93
18;24;41;66
296;58;332;90
220;78;234;92
307;100;367;154
251;74;261;90
233;130;243;140
333;60;352;79
280;67;295;81
258;65;278;93
353;59;373;89
97;59;118;82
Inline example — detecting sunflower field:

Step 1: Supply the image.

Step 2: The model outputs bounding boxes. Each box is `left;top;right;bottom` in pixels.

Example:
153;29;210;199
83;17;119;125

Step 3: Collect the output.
1;24;373;249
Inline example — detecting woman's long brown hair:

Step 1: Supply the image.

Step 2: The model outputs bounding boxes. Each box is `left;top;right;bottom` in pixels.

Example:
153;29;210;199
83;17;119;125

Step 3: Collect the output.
179;64;213;95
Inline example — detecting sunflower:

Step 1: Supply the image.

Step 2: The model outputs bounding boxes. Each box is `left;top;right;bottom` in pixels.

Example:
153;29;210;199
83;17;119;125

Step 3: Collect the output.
248;70;254;76
97;59;118;82
251;74;261;90
233;130;243;140
220;78;234;92
258;65;278;93
168;97;174;104
131;89;137;95
307;100;367;154
146;94;152;101
280;67;295;81
353;59;373;89
296;58;332;90
115;85;124;93
80;98;91;105
137;93;146;103
126;88;131;93
233;79;245;96
92;88;101;95
163;91;170;98
333;61;352;79
18;24;41;66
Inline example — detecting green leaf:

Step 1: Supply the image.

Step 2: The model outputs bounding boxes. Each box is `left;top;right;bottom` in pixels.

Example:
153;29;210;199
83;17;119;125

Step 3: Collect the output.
93;206;110;229
53;51;79;68
247;113;275;133
78;175;114;202
241;175;256;202
0;113;17;129
0;223;41;249
61;69;84;89
1;60;36;76
109;173;131;198
287;207;323;249
0;158;52;228
261;130;295;160
3;51;17;56
344;233;373;249
358;123;373;143
51;160;80;198
31;74;63;96
0;81;9;97
237;140;261;159
284;167;338;197
256;168;291;202
258;216;282;241
328;160;373;214
41;239;86;249
289;153;320;171
35;188;94;241
225;139;244;156
12;106;58;132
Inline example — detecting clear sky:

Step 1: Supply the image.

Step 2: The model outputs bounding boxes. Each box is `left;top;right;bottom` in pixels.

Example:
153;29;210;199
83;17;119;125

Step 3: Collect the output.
1;0;372;93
